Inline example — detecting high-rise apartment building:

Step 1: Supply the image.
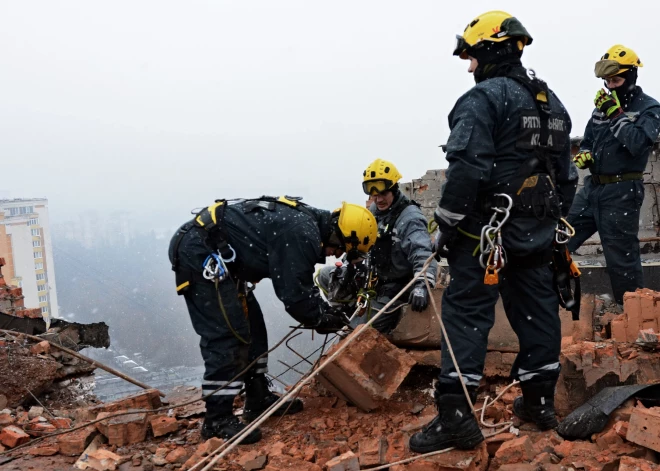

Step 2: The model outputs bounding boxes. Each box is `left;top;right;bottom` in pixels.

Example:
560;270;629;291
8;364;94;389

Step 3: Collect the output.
0;198;59;320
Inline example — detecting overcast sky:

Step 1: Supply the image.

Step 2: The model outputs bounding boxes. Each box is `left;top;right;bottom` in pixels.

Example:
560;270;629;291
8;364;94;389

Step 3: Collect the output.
2;1;659;230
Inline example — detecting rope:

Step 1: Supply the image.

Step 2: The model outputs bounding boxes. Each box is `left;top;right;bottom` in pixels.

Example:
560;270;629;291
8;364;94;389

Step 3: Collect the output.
195;257;436;471
215;279;249;344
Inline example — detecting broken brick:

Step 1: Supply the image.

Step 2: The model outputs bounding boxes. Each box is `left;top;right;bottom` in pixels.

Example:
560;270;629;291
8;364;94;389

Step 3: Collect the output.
149;414;179;437
495;436;535;465
88;389;162;417
315;444;340;467
57;425;97;456
317;327;416;412
166;447;189;464
614;421;629;438
627;406;660;452
264;455;322;471
0;413;14;426
619;456;660;471
498;465;538;471
386;432;409;463
358;436;387;467
238;450;268;470
50;417;72;429
79;448;122;471
30;340;50;355
596;428;624;450
96;410;148;446
325;450;359;471
625;292;643;342
27;444;59;456
0;425;30;448
393;442;488;471
485;432;517;457
28;406;44;419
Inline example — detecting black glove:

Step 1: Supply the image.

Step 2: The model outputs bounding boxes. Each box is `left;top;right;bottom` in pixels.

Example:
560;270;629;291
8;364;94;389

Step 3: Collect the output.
314;306;350;334
408;282;429;312
432;230;455;261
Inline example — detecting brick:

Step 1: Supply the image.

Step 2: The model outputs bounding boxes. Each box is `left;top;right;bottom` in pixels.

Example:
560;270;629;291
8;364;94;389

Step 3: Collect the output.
318;327;416;412
166;447;189;464
0;413;14;426
386;432;409;463
149;414;179;437
57;425;97;456
495;436;535;465
88;389;162;417
80;448;122;471
639;289;656;321
325;451;359;471
484;351;511;377
30;340;50;355
619;456;660;471
27;444;59;456
393;442;488;471
23;308;42;319
50;417;72;429
358;436;386;467
627;406;660;452
624;291;643;342
315;445;340;467
182;437;225;470
264;455;322;471
614;421;629;438
238;450;268;470
498;466;537;471
96;409;148;446
596;429;624;450
485;432;517;457
0;425;30;448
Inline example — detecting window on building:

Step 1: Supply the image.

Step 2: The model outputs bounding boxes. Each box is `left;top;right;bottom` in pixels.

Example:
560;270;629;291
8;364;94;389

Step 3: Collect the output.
36;273;45;281
41;306;48;314
37;284;47;292
39;295;47;303
32;240;41;247
28;218;39;226
35;262;43;270
31;229;40;236
33;251;42;259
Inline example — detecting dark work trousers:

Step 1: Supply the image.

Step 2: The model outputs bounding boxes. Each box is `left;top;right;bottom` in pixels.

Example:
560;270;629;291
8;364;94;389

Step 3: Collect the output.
567;178;644;305
169;228;269;422
438;237;562;391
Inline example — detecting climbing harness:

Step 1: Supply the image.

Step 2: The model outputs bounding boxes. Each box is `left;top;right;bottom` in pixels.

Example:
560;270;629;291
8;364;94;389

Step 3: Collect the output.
479;194;513;285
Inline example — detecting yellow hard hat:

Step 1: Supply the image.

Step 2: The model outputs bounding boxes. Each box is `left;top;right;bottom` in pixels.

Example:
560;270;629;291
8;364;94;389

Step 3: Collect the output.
595;45;643;79
362;159;403;196
453;10;533;60
332;202;378;260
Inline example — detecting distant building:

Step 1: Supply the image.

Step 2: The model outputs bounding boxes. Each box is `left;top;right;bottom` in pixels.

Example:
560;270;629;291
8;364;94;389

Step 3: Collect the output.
0;198;59;320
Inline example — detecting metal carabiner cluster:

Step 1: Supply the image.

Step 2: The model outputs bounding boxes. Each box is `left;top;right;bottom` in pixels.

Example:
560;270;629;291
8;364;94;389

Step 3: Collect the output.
479;194;513;285
202;245;236;282
555;218;576;245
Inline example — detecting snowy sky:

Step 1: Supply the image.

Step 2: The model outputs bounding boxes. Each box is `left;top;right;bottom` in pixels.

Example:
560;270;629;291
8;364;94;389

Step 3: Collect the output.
2;0;659;230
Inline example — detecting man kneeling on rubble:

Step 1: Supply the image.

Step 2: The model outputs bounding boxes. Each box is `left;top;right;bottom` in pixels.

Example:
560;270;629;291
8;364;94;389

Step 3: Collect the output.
169;197;377;443
316;159;438;333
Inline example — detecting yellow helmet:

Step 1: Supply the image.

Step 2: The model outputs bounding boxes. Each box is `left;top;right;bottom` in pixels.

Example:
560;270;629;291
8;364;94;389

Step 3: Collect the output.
595;45;643;79
453;10;533;60
331;202;378;260
362;159;403;196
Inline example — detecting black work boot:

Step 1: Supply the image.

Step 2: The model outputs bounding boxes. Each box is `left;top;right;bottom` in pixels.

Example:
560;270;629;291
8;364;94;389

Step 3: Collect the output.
513;379;559;430
409;391;484;453
243;373;303;422
202;395;262;444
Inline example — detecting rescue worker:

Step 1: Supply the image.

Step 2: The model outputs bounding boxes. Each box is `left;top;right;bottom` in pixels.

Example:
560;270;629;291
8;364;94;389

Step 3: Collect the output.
169;197;378;444
409;11;578;453
567;45;660;306
316;159;438;333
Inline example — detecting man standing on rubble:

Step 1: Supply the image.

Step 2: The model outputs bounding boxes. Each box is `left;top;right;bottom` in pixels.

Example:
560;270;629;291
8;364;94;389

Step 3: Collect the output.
567;45;660;306
409;11;578;453
316;159;438;333
169;197;377;443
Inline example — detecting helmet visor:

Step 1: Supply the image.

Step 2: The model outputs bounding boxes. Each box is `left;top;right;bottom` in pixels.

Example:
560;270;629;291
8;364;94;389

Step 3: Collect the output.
362;179;393;196
595;59;629;79
453;35;470;59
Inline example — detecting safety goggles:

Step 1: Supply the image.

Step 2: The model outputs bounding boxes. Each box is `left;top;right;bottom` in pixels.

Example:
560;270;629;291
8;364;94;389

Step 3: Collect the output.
453;35;470;59
362;179;393;196
594;59;630;79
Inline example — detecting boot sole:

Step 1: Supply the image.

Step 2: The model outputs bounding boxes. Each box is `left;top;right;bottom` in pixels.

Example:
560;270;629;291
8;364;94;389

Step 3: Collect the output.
409;429;484;454
243;401;304;423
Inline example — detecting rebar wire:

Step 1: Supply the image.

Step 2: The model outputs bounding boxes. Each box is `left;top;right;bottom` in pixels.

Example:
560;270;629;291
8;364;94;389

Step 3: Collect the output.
196;256;436;471
0;324;303;456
